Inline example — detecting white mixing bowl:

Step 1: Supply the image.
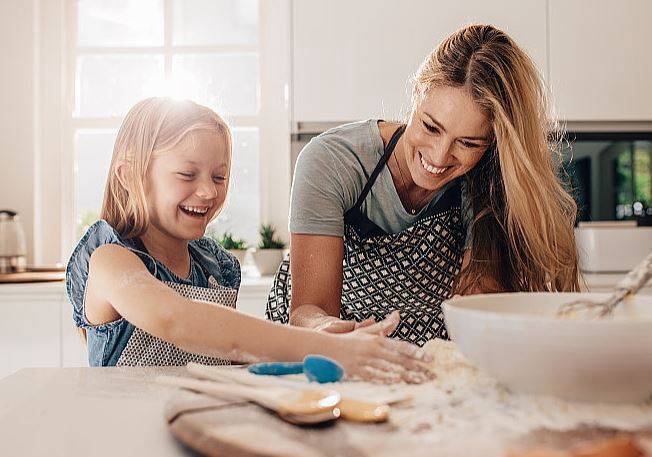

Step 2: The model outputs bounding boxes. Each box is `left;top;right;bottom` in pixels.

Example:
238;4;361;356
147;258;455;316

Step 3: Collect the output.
442;292;652;403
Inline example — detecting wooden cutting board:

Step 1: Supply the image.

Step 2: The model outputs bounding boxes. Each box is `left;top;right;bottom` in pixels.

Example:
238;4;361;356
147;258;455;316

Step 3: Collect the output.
164;390;652;457
165;390;402;457
0;270;65;283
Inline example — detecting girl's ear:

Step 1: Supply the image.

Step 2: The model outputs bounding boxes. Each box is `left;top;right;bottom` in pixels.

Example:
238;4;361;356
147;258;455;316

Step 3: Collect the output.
114;160;131;190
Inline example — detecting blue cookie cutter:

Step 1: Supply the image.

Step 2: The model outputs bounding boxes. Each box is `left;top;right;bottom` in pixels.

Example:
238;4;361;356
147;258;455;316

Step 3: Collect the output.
247;355;344;383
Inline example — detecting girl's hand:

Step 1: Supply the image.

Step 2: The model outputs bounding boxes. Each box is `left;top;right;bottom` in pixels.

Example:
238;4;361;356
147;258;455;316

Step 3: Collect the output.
325;328;435;384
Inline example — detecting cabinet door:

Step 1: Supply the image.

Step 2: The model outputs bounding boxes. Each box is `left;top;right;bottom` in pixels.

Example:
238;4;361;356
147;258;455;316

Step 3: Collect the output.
0;293;61;379
549;0;652;121
292;0;547;122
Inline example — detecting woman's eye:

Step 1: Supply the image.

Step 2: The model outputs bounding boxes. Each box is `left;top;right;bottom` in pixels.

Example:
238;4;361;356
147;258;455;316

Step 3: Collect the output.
213;176;226;183
178;172;194;179
422;120;439;134
460;141;480;149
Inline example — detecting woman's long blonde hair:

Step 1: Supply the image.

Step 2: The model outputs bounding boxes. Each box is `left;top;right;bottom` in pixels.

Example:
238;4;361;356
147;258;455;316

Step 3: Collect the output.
412;24;579;293
101;97;232;239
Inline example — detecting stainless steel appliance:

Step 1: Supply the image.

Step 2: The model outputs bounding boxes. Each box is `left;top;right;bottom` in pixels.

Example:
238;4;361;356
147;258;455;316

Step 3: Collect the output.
563;130;652;221
0;210;27;273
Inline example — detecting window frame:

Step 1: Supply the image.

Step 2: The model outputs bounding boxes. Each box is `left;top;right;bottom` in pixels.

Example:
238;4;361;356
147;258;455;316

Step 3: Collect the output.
47;0;291;261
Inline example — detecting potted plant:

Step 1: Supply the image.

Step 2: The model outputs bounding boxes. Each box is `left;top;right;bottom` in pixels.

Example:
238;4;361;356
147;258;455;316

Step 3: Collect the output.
252;224;286;276
214;232;248;266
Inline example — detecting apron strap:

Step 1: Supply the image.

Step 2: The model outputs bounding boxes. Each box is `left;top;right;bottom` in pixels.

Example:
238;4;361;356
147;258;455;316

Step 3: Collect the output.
350;124;406;213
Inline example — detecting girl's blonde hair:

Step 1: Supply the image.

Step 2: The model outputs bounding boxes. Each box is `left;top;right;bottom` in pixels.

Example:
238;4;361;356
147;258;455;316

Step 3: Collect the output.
412;24;579;293
101;97;232;239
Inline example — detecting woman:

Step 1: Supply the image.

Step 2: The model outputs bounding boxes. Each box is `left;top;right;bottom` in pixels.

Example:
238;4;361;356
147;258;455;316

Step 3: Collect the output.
266;24;580;346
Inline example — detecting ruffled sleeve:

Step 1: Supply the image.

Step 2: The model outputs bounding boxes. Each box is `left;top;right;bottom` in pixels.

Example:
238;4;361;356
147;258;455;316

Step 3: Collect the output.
190;237;241;290
65;220;156;328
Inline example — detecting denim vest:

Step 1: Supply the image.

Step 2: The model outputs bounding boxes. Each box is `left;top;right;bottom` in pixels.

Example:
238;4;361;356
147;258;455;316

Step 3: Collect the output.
66;220;241;366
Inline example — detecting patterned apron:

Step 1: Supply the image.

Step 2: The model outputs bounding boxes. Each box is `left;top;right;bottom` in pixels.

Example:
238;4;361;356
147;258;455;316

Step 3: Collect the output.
116;275;237;366
266;125;466;346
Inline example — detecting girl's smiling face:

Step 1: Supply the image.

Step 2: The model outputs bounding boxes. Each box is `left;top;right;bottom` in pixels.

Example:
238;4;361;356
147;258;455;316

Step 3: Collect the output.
403;85;493;191
144;130;230;242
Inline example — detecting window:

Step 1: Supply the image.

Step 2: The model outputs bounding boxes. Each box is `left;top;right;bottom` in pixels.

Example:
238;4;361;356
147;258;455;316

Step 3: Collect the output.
71;0;262;244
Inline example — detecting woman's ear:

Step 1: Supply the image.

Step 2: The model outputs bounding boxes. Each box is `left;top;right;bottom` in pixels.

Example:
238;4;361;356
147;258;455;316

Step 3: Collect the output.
114;160;130;190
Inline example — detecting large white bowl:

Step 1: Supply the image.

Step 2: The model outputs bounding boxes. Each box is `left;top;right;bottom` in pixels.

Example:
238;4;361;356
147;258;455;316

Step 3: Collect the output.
442;292;652;403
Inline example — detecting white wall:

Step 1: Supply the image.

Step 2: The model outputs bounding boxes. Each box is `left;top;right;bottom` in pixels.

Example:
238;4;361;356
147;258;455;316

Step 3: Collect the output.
0;0;38;264
292;0;548;123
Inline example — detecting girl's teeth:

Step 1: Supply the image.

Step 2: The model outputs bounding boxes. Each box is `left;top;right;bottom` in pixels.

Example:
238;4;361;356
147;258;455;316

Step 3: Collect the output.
181;205;208;214
420;153;448;175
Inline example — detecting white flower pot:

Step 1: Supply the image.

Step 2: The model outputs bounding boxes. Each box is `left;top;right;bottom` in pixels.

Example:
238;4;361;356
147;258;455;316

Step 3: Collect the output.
227;249;247;266
252;249;284;276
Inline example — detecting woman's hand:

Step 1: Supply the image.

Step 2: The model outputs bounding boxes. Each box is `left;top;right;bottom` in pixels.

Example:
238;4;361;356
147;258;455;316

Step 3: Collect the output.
311;315;357;333
352;312;399;337
308;313;397;336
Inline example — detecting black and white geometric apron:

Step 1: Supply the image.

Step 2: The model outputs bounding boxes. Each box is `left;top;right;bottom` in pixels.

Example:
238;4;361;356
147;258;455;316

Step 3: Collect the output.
266;125;466;346
116;275;237;366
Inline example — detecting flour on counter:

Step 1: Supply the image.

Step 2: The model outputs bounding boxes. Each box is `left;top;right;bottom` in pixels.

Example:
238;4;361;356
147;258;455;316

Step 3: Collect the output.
328;339;652;457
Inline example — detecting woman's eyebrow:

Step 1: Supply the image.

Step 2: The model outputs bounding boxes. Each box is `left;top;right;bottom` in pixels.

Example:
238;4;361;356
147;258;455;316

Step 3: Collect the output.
424;111;491;142
424;112;447;133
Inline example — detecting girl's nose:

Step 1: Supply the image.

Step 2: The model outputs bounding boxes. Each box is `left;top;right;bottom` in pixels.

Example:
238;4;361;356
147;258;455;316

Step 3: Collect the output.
196;178;218;200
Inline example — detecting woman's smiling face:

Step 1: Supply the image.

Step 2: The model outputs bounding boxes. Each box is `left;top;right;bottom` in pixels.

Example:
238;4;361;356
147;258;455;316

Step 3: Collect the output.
144;130;230;242
403;85;493;191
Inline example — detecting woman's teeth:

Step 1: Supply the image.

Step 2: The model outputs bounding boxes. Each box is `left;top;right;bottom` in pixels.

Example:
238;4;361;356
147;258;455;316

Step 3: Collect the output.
180;205;209;216
419;152;449;175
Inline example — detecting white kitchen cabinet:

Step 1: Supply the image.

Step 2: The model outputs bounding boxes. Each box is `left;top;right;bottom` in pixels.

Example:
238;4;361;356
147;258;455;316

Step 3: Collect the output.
549;0;652;121
292;0;548;123
581;273;652;295
0;284;64;379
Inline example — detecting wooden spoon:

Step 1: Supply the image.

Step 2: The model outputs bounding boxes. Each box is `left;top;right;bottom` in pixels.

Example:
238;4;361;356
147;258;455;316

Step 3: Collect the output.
157;375;341;425
186;363;392;423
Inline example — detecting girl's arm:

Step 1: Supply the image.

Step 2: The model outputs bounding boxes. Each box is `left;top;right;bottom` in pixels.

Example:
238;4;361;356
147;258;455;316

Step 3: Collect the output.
85;244;432;382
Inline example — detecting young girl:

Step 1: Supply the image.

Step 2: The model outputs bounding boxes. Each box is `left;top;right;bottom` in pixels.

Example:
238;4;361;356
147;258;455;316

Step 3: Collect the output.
66;97;431;383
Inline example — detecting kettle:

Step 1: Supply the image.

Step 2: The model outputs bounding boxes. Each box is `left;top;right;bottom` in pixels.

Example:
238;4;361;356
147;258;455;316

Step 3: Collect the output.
0;210;27;273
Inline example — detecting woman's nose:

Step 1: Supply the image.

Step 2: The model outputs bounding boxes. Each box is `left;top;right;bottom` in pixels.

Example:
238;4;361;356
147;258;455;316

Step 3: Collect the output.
428;138;455;165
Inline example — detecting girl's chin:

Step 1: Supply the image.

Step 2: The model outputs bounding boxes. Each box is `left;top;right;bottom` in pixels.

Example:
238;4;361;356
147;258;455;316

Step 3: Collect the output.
174;229;206;242
171;217;209;239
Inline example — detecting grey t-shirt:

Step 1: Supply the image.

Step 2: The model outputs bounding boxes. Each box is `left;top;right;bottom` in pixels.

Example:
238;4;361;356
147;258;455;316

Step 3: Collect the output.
289;119;472;246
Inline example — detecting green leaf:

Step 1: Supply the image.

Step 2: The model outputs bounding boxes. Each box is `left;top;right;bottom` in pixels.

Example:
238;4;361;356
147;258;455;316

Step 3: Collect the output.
207;230;248;250
258;224;286;249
